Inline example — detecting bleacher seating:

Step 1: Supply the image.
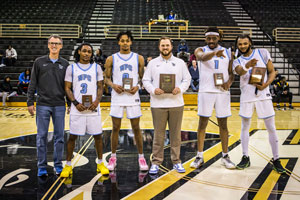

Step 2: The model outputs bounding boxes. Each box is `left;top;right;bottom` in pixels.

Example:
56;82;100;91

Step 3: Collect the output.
112;0;236;26
239;0;300;36
0;0;97;31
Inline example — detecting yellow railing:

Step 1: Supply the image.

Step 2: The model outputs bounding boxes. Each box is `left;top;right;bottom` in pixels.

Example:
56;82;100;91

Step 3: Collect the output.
0;24;82;38
273;28;300;41
104;25;253;40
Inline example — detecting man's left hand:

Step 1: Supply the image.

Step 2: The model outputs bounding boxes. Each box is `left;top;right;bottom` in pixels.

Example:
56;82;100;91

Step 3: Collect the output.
172;87;181;95
128;86;139;95
254;83;267;91
88;100;99;111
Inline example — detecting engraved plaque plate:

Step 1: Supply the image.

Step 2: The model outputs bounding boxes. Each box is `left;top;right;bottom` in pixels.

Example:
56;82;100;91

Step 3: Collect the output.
123;78;133;91
249;67;266;85
82;95;92;108
159;74;175;93
214;73;224;86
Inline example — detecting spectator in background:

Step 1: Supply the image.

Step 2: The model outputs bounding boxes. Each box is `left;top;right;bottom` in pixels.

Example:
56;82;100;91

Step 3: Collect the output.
17;68;31;95
4;45;17;66
276;76;293;110
0;76;17;107
188;60;199;92
95;48;107;71
188;53;196;67
177;39;190;63
270;69;281;99
166;10;177;20
0;49;5;67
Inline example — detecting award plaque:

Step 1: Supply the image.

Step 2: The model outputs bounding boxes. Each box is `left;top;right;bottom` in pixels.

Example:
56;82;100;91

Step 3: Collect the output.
82;95;92;108
249;67;266;85
213;73;224;86
159;74;175;93
123;78;133;91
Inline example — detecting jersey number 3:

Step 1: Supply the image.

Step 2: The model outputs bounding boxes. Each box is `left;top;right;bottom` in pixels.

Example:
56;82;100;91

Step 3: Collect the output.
80;83;87;94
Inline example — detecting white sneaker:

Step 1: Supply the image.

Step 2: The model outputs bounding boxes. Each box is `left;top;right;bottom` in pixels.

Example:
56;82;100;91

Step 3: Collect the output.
221;155;235;169
0;64;5;67
190;156;204;168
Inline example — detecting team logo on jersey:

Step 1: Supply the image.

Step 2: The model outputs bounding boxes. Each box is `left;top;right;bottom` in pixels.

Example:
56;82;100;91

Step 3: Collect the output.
172;62;176;66
120;64;132;72
58;64;64;69
78;74;91;82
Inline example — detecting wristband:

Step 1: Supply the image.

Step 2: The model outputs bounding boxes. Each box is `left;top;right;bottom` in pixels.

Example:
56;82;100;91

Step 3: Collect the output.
72;100;79;106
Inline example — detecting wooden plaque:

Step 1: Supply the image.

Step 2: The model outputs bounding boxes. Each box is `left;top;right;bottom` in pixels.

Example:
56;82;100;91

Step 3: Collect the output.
249;67;266;85
123;78;133;91
82;95;92;108
214;73;224;86
159;74;175;93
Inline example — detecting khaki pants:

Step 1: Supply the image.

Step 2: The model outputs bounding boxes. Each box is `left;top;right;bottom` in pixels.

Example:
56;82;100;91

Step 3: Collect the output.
151;106;184;165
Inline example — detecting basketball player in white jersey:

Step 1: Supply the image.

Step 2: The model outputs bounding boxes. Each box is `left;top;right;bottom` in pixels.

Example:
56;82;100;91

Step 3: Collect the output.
60;43;109;178
190;27;236;169
233;35;285;173
104;31;148;171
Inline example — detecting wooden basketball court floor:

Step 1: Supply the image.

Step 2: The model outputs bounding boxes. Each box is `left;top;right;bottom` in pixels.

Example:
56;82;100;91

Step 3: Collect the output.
0;104;299;200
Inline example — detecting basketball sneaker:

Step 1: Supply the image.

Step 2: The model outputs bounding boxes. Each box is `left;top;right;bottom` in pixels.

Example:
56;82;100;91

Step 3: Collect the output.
97;162;109;175
173;163;186;173
236;155;250;169
221;155;236;169
190;156;204;168
60;165;73;178
37;168;48;177
138;157;149;171
272;158;286;174
107;157;117;171
149;164;159;174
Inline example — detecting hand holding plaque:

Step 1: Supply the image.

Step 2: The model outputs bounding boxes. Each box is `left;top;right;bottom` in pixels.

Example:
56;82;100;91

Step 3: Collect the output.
213;73;224;86
249;67;266;85
82;95;92;108
123;78;133;92
159;74;175;93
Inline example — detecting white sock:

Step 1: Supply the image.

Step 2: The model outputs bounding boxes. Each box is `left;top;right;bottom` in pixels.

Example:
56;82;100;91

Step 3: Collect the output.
222;152;228;158
138;154;144;158
111;153;116;158
197;151;203;158
264;116;279;160
241;117;251;157
66;161;72;166
97;159;102;164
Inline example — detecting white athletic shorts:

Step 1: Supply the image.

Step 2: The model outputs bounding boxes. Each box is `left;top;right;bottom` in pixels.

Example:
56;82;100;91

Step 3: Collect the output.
69;115;102;136
110;105;142;119
239;99;275;119
197;92;231;118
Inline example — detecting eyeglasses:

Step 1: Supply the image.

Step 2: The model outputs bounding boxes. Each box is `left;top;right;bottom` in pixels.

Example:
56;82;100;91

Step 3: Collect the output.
48;42;62;46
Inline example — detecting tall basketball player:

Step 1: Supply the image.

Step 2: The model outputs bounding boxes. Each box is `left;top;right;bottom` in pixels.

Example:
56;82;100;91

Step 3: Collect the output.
104;31;148;171
190;27;236;169
60;43;109;177
233;34;285;173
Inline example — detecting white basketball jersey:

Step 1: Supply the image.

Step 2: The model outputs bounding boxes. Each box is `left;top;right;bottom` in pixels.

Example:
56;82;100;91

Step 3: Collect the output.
70;62;100;116
198;45;231;93
234;48;272;103
111;52;140;106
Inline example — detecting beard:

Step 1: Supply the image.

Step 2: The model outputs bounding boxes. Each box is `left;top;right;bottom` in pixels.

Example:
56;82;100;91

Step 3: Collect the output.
239;46;251;55
208;42;217;50
160;49;172;57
